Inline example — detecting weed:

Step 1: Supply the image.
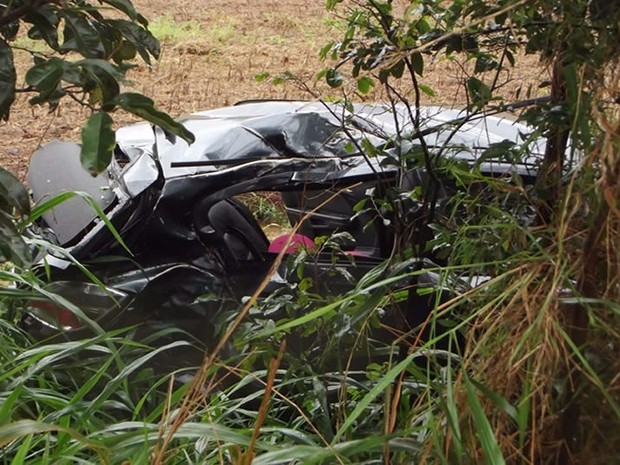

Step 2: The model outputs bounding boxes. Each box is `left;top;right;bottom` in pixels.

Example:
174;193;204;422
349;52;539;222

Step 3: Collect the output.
149;15;204;43
207;23;238;44
11;37;48;54
238;192;289;228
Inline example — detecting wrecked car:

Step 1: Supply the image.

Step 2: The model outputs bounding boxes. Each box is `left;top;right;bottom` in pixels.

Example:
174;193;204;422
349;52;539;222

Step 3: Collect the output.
21;100;542;350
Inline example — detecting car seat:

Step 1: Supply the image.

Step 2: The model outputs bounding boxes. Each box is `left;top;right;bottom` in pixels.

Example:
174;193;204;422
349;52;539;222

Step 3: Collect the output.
204;199;270;265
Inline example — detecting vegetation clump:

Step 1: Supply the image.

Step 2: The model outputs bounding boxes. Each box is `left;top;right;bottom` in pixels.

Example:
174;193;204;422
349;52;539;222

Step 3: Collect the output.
0;0;619;464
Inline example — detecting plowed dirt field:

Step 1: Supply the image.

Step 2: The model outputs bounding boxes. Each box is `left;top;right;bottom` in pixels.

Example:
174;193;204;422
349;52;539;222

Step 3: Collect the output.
0;0;546;179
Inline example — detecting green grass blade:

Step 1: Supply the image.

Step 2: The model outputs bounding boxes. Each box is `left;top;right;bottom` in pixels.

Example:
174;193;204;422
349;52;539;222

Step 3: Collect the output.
0;419;107;457
331;351;416;443
464;375;506;465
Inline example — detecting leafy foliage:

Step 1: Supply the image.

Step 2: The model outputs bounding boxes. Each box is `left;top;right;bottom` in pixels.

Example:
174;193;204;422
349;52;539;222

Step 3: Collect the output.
1;0;620;464
315;0;620;462
0;0;194;176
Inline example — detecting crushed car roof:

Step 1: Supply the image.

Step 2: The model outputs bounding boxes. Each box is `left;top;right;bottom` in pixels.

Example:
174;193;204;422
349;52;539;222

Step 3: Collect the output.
117;101;544;179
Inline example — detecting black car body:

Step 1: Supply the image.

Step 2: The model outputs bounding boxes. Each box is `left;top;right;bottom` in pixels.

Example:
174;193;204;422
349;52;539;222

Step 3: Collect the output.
22;101;542;346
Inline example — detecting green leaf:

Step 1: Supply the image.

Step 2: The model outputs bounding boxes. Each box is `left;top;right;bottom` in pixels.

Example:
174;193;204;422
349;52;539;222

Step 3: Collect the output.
0;211;31;266
75;59;123;82
28;88;66;110
26;57;67;108
447;34;478;54
390;60;405;78
268;71;295;86
254;437;390;464
24;7;60;49
84;341;192;418
0;39;16;120
356;76;374;94
478;140;518;164
255;71;270;82
22;191;132;256
444;355;464;460
100;0;149;26
60;10;105;58
0;166;30;217
469;377;519;423
419;84;435;97
61;61;83;86
506;50;515;66
0;20;19;41
81;112;116;176
112;93;195;144
112;40;137;63
325;68;344;88
464;375;506;465
0;385;22;424
466;77;492;108
332;352;418;443
77;59;122;103
108;19;160;64
344;141;355;154
319;41;335;60
378;68;389;84
361;138;378;157
326;0;343;11
411;52;424;76
25;58;64;92
474;54;498;73
416;17;431;34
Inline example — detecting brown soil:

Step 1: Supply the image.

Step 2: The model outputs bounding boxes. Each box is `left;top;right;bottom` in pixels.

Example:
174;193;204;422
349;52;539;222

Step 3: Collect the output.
0;0;549;180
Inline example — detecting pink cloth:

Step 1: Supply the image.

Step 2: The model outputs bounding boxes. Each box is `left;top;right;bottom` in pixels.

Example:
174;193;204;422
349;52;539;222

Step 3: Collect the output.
268;233;315;254
343;250;370;257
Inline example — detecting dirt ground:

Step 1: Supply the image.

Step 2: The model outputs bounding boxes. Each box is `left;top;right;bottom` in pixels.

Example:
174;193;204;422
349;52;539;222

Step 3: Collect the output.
0;0;548;180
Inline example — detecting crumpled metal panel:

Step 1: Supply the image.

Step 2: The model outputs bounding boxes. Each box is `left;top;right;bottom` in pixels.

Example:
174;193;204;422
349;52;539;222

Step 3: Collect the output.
119;151;159;197
30;100;547;255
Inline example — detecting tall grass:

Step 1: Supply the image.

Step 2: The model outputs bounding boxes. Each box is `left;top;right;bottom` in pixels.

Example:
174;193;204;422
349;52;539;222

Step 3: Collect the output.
4;120;619;465
4;158;615;465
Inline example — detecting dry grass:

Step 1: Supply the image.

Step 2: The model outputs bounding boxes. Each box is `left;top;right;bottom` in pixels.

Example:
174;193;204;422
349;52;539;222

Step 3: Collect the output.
445;75;620;463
